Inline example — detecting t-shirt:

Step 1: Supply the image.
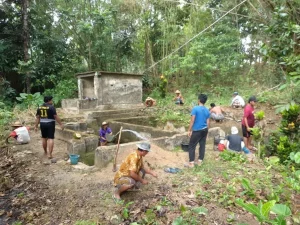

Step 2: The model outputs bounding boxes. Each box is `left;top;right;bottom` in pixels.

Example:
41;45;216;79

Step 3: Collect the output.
242;104;255;127
191;106;210;131
99;127;112;142
226;134;243;151
36;103;57;123
231;95;245;107
114;150;143;185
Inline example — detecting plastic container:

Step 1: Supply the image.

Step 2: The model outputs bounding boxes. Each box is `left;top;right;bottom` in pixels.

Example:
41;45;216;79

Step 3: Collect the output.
181;142;189;152
70;154;80;165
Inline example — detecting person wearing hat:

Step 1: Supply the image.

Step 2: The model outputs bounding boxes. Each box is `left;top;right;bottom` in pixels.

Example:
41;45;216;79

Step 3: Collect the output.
35;96;64;159
173;90;184;105
113;142;157;200
6;121;30;144
224;126;250;154
242;96;257;150
231;92;245;108
99;121;112;146
145;97;157;107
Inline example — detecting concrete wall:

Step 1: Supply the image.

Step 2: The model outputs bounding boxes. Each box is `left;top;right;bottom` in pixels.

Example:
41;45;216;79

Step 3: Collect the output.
61;99;78;108
101;75;142;105
78;99;97;110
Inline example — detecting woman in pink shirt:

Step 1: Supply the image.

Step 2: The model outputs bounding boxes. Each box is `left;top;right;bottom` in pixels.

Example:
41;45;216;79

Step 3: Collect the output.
241;96;257;150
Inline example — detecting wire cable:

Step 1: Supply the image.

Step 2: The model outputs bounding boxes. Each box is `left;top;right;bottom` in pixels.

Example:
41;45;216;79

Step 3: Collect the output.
143;0;248;73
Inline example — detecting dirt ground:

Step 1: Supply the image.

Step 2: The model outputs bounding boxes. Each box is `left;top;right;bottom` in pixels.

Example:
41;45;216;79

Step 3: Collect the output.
0;104;281;225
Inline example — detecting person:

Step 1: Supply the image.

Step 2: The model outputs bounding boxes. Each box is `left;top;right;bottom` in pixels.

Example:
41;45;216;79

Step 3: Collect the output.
113;142;157;200
210;103;225;122
186;94;210;168
231;92;245;108
174;90;184;105
145;97;157;107
34;96;64;159
6;121;30;144
99;121;112;146
242;96;257;150
224;126;250;154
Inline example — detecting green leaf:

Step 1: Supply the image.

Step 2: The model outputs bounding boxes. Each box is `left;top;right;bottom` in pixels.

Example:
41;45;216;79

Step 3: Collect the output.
193;206;208;215
294;152;300;164
294;170;300;179
272;215;287;225
261;200;276;218
172;216;184;225
236;199;264;221
268;156;280;165
271;204;291;217
19;93;28;98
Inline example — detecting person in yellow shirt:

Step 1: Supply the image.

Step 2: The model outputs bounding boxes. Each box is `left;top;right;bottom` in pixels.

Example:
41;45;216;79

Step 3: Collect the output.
113;142;157;200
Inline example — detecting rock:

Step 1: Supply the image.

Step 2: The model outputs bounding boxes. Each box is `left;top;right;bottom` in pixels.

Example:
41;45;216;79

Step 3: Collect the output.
110;215;120;225
208;127;225;138
51;158;57;163
164;122;175;131
43;161;50;165
46;199;52;204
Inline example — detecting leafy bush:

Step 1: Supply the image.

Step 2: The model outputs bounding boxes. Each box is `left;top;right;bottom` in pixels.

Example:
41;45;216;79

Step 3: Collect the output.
0;102;13;141
43;79;77;107
16;92;43;108
159;75;168;98
254;111;265;120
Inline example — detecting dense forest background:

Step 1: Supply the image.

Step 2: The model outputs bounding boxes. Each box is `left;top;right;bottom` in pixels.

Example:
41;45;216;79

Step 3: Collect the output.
0;0;300;104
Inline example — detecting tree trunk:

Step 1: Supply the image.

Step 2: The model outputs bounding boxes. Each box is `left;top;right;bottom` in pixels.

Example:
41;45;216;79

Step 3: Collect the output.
22;0;30;93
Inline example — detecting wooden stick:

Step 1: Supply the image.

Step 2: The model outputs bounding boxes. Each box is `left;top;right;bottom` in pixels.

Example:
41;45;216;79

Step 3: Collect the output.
112;126;123;172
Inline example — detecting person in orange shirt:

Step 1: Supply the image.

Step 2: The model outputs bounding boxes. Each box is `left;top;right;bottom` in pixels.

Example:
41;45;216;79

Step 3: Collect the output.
6;121;30;144
113;143;157;201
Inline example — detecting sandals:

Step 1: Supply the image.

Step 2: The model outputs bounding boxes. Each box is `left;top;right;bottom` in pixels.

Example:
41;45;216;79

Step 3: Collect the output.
164;167;181;173
112;194;123;204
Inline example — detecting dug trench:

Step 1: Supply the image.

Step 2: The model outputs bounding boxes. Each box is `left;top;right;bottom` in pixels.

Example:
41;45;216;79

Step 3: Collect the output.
0;104;288;225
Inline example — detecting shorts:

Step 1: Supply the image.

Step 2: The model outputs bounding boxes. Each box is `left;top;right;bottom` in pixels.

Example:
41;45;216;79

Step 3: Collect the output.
114;169;145;190
211;113;224;121
242;125;252;138
40;122;55;139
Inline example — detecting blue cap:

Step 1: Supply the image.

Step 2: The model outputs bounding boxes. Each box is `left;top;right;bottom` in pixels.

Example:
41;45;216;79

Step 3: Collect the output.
137;142;151;152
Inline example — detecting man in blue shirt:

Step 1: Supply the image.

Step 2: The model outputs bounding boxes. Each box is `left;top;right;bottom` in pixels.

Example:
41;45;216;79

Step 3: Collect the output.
186;94;210;168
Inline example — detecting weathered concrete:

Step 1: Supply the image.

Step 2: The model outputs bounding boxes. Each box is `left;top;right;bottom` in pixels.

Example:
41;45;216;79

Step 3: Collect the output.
94;141;143;169
64;122;87;131
61;99;78;109
63;71;144;111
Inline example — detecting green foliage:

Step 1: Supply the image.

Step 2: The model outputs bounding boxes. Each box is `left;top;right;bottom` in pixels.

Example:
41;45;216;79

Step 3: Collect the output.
16;92;43;108
122;201;134;219
250;127;262;141
43;79;77;106
219;150;247;163
254;111;265;121
159;75;168;98
236;199;291;224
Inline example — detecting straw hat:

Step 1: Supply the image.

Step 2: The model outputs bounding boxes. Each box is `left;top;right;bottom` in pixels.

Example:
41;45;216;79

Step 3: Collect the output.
175;90;181;94
102;121;108;126
11;121;22;127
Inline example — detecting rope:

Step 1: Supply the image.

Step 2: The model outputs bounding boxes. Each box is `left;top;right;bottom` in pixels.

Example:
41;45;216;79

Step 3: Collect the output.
143;0;249;73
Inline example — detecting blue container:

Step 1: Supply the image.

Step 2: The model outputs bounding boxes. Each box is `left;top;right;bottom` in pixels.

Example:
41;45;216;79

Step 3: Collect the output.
70;154;80;165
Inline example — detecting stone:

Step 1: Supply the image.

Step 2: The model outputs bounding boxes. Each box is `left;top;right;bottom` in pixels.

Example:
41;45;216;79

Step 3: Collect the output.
51;158;57;163
208;127;225;138
164;122;175;131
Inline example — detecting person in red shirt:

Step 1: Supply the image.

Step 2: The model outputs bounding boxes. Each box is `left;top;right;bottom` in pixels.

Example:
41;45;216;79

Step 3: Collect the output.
241;96;257;150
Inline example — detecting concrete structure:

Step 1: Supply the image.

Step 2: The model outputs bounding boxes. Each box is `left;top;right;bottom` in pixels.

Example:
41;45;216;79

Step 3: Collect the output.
62;71;143;112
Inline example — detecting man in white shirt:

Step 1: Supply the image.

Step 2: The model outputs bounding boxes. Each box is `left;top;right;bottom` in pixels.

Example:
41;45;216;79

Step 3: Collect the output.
6;121;30;144
231;92;245;108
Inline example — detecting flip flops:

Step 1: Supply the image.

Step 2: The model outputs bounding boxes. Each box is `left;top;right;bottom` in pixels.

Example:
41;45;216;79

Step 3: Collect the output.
164;167;182;173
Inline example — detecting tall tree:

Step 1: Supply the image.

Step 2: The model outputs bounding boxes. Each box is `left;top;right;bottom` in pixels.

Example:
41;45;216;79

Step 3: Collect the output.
22;0;30;93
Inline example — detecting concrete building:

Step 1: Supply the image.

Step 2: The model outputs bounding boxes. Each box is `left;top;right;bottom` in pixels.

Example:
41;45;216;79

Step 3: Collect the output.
62;71;143;111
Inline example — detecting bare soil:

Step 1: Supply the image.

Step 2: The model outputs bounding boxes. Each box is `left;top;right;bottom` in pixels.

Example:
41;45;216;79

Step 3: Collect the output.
0;104;282;225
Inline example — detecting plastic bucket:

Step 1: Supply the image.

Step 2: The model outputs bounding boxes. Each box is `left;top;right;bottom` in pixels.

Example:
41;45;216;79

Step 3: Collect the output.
181;142;189;152
70;154;80;165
